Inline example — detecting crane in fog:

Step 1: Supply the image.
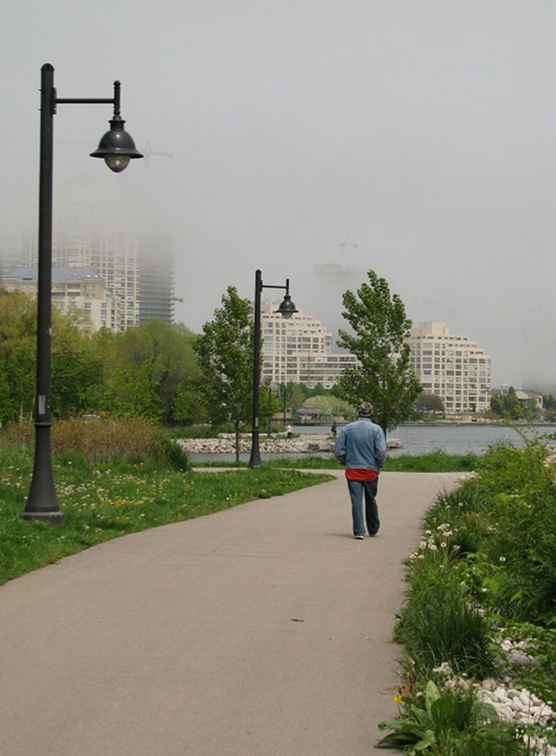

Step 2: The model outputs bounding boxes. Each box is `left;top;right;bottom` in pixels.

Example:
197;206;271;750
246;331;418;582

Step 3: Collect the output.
142;140;172;167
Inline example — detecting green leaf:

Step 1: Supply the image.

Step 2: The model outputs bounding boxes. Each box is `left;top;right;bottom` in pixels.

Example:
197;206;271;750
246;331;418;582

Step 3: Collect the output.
414;729;435;751
424;680;441;717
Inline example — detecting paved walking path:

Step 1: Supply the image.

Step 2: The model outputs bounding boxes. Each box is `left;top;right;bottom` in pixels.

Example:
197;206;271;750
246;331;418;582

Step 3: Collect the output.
0;472;462;756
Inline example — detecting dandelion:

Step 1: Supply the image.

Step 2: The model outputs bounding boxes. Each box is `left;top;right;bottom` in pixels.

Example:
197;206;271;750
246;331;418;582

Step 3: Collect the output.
393;694;403;705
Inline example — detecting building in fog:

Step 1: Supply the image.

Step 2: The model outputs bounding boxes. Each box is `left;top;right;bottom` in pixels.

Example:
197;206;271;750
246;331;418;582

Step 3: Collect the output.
52;232;140;330
137;238;175;324
408;322;491;415
2;266;116;332
1;231;175;331
261;304;358;388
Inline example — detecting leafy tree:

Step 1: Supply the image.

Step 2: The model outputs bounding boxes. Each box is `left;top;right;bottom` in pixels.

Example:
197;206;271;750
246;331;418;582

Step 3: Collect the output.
301;395;356;420
194;287;253;462
489;387;534;420
415;392;445;415
0;368;14;426
543;393;556;411
92;321;199;422
260;381;281;435
335;270;421;433
0;290;101;423
173;378;208;426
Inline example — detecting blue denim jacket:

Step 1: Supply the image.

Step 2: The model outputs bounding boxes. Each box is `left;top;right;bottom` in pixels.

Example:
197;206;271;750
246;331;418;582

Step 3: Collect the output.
334;419;387;471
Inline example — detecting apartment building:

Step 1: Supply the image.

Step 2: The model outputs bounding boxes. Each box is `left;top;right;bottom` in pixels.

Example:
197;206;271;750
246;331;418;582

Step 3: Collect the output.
4;231;176;331
2;266;116;332
52;232;140;330
408;322;491;414
261;304;357;388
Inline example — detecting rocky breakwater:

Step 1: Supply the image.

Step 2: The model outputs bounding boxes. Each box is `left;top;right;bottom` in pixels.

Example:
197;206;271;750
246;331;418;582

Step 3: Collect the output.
180;434;333;455
179;433;401;455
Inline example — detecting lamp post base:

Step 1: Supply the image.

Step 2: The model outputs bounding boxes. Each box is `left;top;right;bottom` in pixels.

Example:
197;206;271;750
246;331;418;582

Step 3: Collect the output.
21;511;65;525
249;429;262;468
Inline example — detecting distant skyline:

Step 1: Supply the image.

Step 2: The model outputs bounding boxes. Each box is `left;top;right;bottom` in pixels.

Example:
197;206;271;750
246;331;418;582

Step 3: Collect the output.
3;1;556;387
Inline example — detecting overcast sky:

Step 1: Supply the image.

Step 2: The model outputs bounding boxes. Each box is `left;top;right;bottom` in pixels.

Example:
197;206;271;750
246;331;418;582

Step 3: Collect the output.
3;1;556;387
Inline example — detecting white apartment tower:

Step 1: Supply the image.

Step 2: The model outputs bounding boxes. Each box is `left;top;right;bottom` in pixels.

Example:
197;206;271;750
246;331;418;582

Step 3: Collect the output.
408;322;491;414
4;231;175;332
52;232;140;331
2;266;116;333
261;304;357;388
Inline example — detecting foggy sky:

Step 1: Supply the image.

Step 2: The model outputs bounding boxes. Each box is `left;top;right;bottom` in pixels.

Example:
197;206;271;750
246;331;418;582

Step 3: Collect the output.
3;1;556;387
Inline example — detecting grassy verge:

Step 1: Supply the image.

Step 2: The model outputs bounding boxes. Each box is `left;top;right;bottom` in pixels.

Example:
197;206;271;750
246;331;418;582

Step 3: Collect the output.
379;444;556;754
193;451;479;472
0;446;333;586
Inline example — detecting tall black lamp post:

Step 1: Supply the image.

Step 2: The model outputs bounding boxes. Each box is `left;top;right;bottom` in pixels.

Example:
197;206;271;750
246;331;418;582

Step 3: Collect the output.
248;270;297;469
23;63;143;524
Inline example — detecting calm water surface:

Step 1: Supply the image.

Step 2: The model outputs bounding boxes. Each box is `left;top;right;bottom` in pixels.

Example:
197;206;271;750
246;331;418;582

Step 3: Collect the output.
189;424;556;463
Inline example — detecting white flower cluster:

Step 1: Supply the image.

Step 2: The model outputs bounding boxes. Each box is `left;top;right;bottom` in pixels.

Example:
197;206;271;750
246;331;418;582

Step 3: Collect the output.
408;522;460;561
432;661;556;754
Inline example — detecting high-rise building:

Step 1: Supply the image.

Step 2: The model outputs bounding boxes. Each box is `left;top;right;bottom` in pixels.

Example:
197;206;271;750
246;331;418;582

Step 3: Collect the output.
408;322;491;415
3;231;176;331
261;304;358;388
137;237;175;324
1;266;116;332
52;232;140;330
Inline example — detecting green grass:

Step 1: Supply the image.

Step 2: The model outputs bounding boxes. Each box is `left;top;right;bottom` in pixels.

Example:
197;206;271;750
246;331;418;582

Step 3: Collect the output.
0;447;333;586
193;451;479;472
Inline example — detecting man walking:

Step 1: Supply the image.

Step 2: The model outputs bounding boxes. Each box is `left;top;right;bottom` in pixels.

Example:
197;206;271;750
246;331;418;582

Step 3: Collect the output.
334;402;387;539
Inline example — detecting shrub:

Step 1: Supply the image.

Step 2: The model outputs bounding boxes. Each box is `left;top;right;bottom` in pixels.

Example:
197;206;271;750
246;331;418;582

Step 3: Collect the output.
377;680;510;753
475;444;550;501
396;557;495;679
482;487;556;622
1;418;189;470
158;437;190;472
446;726;529;755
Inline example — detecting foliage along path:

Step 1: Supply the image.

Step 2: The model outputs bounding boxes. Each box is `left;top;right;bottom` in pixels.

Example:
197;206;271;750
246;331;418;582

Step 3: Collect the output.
0;471;462;756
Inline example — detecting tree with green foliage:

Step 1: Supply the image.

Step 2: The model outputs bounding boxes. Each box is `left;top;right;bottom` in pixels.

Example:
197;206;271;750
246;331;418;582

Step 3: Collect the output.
336;270;421;433
194;287;253;462
173;378;208;426
92;321;199;422
490;387;513;418
301;395;356;420
489;386;534;420
0;290;102;423
415;392;445;416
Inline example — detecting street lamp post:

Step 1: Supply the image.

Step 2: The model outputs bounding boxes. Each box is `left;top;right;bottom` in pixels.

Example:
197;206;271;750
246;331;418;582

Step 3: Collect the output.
248;270;297;469
281;383;288;427
22;63;143;524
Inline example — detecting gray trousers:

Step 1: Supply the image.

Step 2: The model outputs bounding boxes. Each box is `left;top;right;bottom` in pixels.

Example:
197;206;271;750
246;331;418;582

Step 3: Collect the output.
347;479;380;536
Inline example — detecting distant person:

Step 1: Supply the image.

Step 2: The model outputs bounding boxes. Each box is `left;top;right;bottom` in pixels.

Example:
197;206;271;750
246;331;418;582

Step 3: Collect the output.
286;424;293;438
334;402;387;540
331;420;337;438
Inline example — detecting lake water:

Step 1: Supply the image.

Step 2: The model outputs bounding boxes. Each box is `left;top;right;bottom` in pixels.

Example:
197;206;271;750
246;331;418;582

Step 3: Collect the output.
189;423;556;463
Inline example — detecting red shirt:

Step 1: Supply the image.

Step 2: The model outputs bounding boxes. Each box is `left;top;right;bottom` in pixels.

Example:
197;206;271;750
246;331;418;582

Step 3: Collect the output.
345;469;379;482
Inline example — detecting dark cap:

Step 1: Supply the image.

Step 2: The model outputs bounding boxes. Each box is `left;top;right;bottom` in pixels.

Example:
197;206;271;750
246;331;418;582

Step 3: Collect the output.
359;402;373;417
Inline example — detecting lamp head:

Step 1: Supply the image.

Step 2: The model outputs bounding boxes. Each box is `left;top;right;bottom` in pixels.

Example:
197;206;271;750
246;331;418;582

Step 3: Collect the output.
276;294;297;319
90;116;143;172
